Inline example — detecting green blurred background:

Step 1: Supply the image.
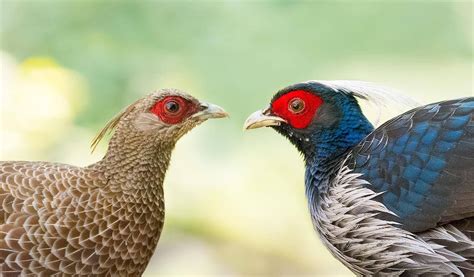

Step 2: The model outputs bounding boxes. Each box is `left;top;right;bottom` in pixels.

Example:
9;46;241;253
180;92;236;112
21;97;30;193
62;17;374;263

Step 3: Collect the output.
0;1;472;276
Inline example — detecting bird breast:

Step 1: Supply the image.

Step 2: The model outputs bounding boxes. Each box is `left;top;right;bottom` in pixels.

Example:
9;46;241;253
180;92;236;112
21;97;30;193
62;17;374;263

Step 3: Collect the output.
306;165;468;276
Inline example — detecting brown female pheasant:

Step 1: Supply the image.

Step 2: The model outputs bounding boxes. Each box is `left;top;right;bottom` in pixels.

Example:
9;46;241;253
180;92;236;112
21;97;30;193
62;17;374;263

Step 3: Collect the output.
0;89;227;276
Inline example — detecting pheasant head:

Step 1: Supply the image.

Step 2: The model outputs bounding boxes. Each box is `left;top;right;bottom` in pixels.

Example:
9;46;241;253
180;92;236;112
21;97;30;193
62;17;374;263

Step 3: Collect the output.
93;88;228;152
91;88;228;187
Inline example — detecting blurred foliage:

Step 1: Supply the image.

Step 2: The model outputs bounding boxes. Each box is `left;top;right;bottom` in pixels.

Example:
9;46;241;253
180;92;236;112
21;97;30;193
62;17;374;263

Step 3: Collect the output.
0;55;87;159
0;1;472;276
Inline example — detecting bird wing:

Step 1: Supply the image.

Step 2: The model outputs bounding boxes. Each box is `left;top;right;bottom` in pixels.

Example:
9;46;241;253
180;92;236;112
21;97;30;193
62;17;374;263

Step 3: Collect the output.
349;97;474;233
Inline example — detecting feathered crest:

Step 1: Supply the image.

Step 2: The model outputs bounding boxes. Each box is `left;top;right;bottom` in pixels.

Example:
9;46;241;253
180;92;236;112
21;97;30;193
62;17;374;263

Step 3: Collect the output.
90;100;138;153
315;80;421;126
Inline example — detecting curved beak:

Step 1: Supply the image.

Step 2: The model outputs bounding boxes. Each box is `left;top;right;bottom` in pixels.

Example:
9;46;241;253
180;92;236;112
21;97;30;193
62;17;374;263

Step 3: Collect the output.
244;108;287;130
193;102;229;120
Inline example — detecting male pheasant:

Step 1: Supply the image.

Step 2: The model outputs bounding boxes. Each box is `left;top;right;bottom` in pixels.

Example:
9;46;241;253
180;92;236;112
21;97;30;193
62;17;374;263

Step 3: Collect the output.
0;89;227;276
245;80;473;275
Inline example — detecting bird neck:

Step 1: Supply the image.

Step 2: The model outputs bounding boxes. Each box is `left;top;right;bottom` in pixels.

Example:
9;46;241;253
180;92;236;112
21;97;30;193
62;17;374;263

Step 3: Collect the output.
303;110;374;194
91;129;176;196
307;115;373;160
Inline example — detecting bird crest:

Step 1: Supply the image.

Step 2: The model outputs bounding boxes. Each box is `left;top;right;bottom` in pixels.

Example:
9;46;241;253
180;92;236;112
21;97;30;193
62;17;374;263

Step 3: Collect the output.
311;80;421;126
90;99;139;153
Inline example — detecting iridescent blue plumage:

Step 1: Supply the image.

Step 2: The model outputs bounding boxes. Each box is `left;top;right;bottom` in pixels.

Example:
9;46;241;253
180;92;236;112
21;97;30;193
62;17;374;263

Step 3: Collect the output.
350;98;474;233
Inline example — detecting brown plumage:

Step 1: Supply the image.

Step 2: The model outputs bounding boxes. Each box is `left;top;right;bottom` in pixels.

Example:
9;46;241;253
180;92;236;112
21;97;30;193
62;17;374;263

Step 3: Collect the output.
0;89;227;276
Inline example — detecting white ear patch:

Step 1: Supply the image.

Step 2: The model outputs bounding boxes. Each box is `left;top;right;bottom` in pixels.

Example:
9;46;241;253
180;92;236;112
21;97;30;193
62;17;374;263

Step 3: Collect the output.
134;113;168;132
310;80;421;127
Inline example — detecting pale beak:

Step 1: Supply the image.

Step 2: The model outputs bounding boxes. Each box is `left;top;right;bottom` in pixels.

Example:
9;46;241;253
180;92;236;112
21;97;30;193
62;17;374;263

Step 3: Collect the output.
193;102;229;120
244;109;287;130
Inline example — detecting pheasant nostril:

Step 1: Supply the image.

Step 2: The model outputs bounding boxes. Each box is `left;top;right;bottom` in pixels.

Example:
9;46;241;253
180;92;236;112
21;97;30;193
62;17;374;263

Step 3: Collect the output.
262;107;272;115
199;103;209;111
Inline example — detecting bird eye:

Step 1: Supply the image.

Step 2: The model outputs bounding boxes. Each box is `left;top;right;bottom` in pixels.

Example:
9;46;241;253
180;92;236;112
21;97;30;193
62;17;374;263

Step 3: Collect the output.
288;98;305;114
165;100;180;114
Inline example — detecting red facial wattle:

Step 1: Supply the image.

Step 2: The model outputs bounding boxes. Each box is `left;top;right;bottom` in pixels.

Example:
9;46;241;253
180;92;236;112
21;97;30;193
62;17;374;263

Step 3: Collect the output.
271;90;324;129
150;96;197;124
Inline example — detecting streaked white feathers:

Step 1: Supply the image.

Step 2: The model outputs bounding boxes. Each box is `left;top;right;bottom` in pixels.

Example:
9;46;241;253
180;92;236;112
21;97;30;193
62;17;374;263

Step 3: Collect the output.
308;80;421;126
309;161;469;275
